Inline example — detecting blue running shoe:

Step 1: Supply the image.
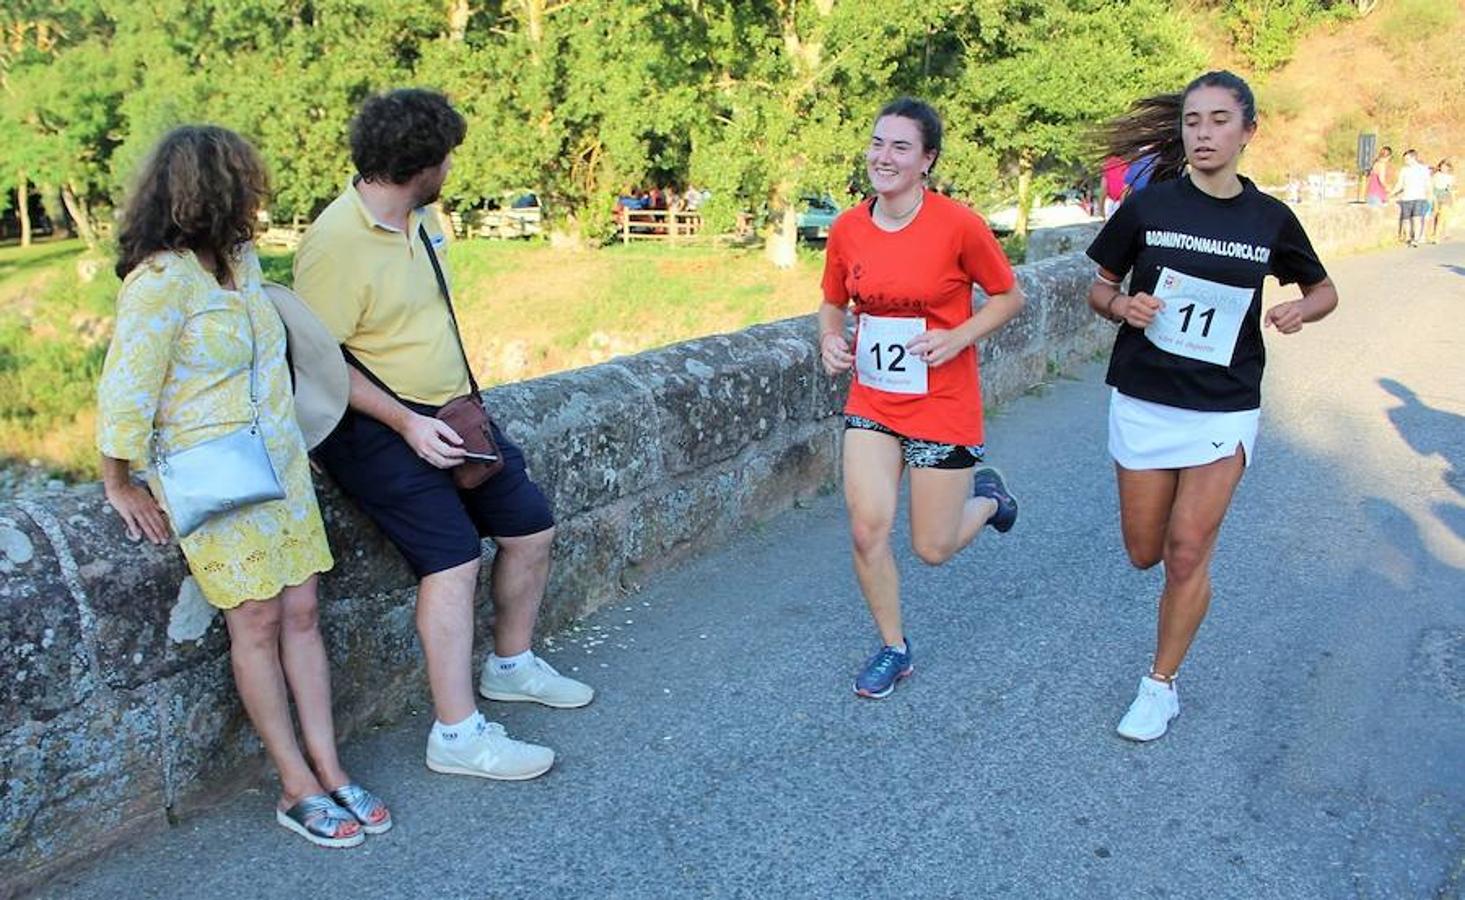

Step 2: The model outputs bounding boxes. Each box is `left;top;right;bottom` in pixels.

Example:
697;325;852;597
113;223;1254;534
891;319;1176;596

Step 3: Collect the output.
972;466;1019;533
854;641;913;699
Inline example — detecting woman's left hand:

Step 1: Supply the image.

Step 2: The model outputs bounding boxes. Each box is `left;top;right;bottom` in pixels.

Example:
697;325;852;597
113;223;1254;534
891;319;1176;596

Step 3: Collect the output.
1265;300;1305;334
905;328;970;368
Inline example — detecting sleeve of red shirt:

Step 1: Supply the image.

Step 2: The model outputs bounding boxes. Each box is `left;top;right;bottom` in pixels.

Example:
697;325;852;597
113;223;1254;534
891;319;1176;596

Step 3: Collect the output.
820;214;851;308
957;208;1016;296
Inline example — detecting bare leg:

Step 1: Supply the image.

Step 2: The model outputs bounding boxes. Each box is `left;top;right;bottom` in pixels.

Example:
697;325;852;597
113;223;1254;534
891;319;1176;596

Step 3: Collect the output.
843;429;907;646
276;575;349;790
1115;463;1178;570
417;558;481;724
489;526;554;657
222;598;326;808
1152;449;1246;677
907;466;994;565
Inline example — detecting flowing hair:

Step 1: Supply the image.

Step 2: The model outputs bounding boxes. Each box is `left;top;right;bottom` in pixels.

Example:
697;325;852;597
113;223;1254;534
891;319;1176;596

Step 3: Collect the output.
115;125;270;283
1092;70;1257;185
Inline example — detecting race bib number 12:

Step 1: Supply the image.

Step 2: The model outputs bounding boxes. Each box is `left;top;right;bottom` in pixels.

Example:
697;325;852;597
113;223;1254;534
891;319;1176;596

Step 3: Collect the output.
1145;266;1254;367
855;314;928;395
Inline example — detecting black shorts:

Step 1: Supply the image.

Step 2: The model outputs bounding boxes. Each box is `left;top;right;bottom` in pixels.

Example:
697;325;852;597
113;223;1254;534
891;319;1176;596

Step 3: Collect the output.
843;415;985;469
314;402;555;578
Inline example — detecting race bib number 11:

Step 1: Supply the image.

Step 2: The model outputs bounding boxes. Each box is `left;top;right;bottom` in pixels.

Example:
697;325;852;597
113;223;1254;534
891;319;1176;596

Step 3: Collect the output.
855;314;928;394
1145;266;1254;367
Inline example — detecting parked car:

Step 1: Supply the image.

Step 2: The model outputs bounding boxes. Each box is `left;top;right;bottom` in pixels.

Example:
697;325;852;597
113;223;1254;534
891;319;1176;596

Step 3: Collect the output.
0;204;54;241
985;191;1098;235
796;194;841;242
466;191;542;239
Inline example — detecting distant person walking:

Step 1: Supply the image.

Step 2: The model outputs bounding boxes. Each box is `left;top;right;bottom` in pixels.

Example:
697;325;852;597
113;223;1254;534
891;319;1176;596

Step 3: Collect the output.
818;97;1025;699
1365;146;1392;206
1393;149;1431;246
1086;71;1339;742
97;126;390;847
1430;159;1454;242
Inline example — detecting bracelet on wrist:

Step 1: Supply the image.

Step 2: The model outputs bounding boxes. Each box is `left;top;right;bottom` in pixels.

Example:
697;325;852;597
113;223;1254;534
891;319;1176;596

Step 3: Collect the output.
1106;294;1124;323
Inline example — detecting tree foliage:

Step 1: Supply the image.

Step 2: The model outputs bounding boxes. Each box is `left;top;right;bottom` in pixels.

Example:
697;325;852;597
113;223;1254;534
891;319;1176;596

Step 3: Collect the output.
1213;0;1358;71
0;0;1285;247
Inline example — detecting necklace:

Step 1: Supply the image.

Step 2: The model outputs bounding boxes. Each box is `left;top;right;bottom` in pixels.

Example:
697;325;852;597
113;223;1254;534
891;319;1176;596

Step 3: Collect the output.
875;190;924;226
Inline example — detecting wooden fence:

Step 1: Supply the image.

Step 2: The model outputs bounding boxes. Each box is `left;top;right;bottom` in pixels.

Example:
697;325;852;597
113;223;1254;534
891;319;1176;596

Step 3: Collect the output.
618;209;703;243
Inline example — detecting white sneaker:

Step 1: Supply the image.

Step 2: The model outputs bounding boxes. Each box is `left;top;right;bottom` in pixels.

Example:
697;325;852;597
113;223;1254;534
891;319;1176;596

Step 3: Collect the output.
425;718;555;780
1116;676;1180;742
480;654;595;709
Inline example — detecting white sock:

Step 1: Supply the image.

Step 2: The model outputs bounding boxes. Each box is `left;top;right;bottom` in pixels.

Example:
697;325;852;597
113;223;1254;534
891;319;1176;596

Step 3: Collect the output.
489;649;534;673
432;710;484;742
888;641;907;655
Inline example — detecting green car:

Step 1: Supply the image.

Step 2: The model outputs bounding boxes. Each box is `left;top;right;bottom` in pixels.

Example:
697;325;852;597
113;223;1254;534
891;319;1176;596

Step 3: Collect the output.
796;195;841;242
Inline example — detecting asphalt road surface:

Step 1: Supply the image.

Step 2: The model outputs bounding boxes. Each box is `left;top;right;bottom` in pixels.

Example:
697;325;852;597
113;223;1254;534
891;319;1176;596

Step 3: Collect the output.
46;241;1465;899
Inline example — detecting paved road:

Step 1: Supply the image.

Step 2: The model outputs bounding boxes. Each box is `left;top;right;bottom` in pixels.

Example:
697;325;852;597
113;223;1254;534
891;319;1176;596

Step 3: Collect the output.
48;242;1465;899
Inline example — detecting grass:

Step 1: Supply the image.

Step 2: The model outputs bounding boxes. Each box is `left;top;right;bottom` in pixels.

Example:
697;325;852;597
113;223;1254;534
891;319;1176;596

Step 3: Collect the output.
1378;0;1460;55
0;239;120;479
1;238;825;482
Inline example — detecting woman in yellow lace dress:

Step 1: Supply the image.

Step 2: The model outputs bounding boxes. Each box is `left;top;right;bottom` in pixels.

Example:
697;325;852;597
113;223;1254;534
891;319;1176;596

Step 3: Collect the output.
96;126;390;848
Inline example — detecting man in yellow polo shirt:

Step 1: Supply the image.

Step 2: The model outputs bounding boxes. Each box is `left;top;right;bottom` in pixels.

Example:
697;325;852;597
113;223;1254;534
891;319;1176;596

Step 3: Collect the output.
295;89;592;784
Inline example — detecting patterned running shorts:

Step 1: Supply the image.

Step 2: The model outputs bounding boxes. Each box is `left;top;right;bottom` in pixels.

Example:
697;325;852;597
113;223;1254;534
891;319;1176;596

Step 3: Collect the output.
843;415;985;469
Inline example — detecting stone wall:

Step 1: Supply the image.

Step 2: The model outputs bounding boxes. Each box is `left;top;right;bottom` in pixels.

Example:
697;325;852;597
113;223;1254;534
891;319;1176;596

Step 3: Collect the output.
1022;200;1395;265
1292;201;1398;257
0;201;1390;892
1026;221;1103;262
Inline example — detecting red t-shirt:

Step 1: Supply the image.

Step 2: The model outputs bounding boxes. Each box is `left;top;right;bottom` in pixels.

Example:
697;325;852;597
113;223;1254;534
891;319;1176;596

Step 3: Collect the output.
821;190;1016;446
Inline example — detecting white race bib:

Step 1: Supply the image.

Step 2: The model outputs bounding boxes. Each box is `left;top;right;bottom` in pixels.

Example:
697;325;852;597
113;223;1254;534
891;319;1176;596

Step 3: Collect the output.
855;314;928;395
1145;266;1253;366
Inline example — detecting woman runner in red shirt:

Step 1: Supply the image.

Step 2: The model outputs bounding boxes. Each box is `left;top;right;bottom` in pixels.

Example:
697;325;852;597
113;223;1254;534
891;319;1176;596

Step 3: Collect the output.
819;98;1025;699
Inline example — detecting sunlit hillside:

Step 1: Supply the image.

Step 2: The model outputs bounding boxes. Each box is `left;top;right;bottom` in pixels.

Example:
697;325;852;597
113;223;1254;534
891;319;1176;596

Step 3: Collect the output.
1245;0;1465;181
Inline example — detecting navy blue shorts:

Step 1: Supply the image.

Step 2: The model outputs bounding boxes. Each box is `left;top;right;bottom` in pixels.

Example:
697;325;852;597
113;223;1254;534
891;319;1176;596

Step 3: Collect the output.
314;403;555;578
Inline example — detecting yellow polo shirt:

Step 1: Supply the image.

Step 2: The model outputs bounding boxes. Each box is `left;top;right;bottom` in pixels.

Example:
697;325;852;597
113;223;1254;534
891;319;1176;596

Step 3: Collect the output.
293;183;471;406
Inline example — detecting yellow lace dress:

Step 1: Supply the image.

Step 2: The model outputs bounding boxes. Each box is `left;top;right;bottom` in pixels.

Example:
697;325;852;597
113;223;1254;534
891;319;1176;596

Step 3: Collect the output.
96;246;333;609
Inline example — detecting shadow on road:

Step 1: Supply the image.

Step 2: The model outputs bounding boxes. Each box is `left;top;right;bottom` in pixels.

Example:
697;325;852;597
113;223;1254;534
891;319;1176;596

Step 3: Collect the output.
1379;377;1465;544
1440;264;1465;279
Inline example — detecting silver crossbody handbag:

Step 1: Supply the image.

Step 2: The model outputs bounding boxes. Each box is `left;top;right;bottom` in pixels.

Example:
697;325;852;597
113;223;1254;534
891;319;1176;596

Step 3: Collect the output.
153;295;285;538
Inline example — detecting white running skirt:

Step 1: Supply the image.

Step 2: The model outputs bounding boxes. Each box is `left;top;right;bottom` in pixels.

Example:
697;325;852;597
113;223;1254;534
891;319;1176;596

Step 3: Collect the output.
1108;389;1258;470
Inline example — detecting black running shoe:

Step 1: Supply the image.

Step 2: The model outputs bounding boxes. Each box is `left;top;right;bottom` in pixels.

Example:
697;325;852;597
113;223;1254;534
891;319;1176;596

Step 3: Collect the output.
973;466;1019;533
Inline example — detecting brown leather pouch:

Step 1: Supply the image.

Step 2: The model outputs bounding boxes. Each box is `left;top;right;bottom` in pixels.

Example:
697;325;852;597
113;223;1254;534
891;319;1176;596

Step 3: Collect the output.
435;394;502;489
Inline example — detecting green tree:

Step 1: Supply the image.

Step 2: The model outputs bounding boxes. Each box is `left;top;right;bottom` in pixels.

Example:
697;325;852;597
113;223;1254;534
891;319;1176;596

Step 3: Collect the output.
688;0;949;266
949;0;1201;235
1;1;116;246
1213;0;1359;70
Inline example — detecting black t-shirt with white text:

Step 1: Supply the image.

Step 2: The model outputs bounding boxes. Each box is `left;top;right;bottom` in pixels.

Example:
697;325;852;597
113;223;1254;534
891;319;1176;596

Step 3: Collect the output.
1086;175;1327;411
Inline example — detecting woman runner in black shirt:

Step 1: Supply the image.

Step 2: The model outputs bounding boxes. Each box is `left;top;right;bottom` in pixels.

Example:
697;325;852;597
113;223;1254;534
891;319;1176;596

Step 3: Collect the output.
1085;71;1338;741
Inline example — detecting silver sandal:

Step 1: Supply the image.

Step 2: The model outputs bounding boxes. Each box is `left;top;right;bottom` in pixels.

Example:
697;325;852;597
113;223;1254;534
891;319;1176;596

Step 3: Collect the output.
275;794;364;848
330;783;393;835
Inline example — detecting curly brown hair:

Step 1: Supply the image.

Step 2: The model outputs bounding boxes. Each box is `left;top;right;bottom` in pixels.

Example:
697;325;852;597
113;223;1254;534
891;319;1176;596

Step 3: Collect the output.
115;125;269;283
350;88;467;184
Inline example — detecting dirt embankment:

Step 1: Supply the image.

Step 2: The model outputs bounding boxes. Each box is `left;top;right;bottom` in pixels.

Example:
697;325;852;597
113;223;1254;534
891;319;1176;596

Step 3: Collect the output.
1247;1;1465;182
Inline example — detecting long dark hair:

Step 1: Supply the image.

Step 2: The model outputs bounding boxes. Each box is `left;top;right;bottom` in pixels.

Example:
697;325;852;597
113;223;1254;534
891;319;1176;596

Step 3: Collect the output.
1092;70;1257;185
115;125;269;283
